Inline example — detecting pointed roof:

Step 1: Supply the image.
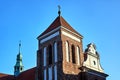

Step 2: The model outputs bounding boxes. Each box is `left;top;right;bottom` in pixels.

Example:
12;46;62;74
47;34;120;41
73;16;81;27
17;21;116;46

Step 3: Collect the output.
38;16;83;38
15;42;23;67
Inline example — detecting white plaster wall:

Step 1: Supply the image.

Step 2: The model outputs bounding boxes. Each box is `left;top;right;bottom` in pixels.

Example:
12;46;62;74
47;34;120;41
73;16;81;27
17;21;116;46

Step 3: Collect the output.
77;46;80;65
90;56;98;68
83;54;104;72
62;31;81;42
65;41;69;62
40;31;59;43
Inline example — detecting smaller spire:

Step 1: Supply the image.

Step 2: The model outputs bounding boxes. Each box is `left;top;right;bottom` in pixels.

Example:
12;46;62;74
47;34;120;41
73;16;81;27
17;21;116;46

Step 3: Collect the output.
14;41;24;77
58;5;61;16
19;40;21;54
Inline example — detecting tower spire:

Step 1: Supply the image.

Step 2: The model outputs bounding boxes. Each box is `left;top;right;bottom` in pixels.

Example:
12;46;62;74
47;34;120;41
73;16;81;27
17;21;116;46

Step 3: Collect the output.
58;5;61;16
19;40;21;54
14;42;24;77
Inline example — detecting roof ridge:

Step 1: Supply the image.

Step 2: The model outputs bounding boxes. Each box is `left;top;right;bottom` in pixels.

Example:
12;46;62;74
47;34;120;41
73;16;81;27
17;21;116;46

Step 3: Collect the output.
59;16;62;26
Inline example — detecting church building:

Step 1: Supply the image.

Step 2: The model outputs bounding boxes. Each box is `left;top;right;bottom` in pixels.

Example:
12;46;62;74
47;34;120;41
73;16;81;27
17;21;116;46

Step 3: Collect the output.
0;8;108;80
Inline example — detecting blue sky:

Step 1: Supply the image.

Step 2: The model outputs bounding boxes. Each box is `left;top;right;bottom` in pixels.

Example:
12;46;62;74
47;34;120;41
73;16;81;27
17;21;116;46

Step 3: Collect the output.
0;0;120;80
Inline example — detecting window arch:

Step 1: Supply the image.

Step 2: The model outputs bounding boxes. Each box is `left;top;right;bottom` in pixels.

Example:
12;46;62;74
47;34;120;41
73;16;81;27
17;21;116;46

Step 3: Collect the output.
48;44;53;65
77;46;80;65
72;45;76;63
66;41;69;62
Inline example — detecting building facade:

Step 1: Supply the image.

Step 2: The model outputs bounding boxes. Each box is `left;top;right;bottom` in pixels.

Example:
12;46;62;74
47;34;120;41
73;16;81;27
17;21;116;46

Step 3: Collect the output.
0;10;108;80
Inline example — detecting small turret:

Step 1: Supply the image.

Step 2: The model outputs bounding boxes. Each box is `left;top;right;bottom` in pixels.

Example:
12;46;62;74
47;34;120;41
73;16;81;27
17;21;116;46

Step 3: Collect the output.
14;42;24;77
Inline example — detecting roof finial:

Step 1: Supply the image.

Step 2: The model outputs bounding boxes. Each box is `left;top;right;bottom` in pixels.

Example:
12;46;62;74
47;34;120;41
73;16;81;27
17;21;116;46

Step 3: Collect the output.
58;5;61;16
19;40;21;54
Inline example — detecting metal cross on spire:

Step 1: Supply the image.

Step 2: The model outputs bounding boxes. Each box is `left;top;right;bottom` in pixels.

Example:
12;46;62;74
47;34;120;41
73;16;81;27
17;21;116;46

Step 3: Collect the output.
58;5;61;16
19;40;21;54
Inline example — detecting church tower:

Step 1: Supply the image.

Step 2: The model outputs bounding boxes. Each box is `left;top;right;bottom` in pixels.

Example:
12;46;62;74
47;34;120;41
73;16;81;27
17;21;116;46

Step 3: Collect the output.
36;8;84;80
36;8;108;80
14;42;24;77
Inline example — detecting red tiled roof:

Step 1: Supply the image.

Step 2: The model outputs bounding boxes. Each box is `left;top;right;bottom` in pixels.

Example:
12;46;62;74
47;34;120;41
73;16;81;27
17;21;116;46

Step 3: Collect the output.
0;67;36;80
16;67;36;80
38;16;83;38
0;73;14;80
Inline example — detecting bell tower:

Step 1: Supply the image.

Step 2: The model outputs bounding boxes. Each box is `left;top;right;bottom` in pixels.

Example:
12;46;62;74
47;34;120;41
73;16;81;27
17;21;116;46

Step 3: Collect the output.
36;7;108;80
36;8;84;80
14;42;24;77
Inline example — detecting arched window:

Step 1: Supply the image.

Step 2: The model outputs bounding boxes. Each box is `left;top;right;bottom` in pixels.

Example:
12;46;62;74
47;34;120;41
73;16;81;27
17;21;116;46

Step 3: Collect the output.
72;45;76;63
66;41;69;62
77;46;80;65
48;44;53;65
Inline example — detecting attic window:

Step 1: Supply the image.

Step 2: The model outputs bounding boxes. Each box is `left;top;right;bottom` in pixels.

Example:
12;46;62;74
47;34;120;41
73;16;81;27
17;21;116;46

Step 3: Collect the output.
93;61;96;65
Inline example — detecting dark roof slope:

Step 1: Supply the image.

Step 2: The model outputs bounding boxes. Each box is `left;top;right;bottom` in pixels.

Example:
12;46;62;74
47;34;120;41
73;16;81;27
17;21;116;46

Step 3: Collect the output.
16;67;36;80
0;67;36;80
38;16;83;38
0;73;14;80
